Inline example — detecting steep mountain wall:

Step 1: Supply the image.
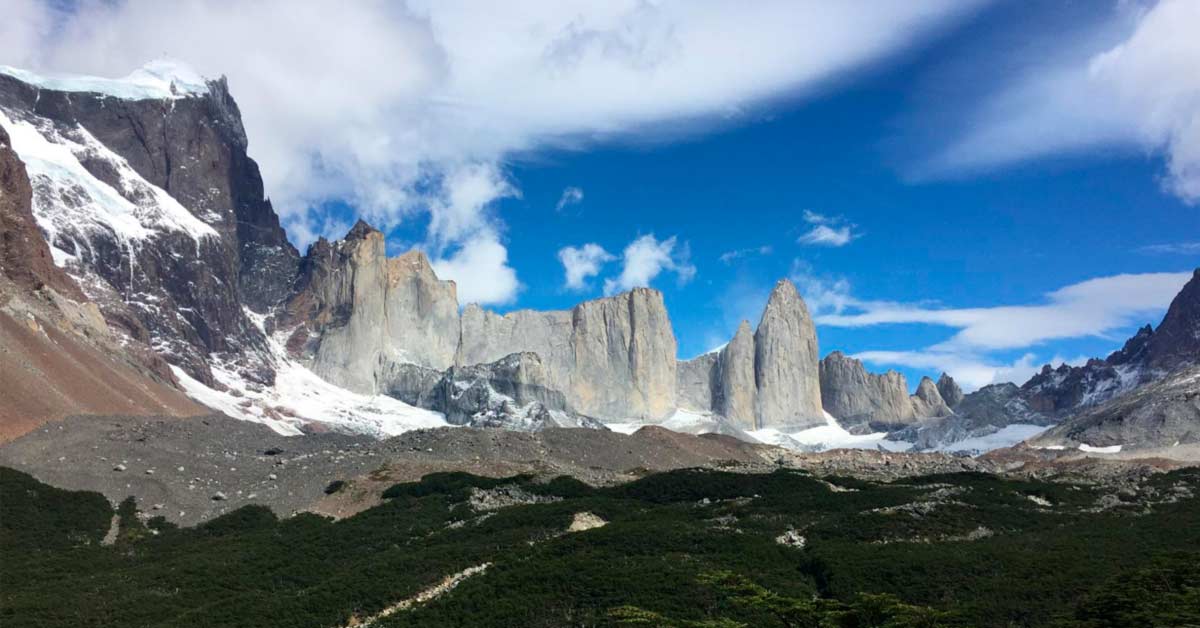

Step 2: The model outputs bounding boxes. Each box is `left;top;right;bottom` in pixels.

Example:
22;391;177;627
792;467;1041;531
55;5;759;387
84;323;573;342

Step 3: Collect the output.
0;68;298;385
459;287;678;421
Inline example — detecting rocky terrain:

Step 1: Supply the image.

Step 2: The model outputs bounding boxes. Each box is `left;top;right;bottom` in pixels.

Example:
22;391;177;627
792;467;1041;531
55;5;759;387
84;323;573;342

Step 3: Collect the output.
0;117;203;442
1029;365;1200;451
0;411;1007;525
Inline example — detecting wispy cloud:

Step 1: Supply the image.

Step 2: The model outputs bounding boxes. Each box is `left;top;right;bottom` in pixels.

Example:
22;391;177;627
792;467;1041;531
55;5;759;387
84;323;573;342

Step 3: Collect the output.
853;350;1090;392
604;234;696;295
791;265;1189;390
918;0;1200;204
555;186;584;212
719;245;772;264
1137;241;1200;255
816;272;1190;351
797;210;859;247
557;243;614;291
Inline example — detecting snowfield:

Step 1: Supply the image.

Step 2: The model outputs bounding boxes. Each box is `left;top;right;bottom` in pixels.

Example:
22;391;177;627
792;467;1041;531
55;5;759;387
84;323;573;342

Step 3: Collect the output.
0;59;209;100
0;107;218;268
172;309;448;438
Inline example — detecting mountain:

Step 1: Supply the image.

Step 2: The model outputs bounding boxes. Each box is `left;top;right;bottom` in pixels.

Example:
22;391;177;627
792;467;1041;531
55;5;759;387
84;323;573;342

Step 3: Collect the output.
3;60;1194;456
912;269;1200;452
0;62;296;390
675;280;825;430
1;121;204;441
818;351;952;432
1028;365;1200;452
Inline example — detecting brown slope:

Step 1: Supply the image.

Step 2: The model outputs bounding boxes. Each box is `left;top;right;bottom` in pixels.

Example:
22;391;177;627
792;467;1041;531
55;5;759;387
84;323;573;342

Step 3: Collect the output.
0;304;205;442
1;120;205;442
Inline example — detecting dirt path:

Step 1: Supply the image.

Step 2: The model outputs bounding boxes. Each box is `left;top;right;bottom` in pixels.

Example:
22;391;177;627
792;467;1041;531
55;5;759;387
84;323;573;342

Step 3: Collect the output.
342;563;490;627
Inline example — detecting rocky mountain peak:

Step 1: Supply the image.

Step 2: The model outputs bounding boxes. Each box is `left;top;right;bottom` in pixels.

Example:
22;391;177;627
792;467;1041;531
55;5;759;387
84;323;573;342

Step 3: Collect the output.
1140;267;1200;371
819;351;914;430
754;278;823;429
936;372;964;408
911;376;953;419
715;319;757;428
345;219;383;242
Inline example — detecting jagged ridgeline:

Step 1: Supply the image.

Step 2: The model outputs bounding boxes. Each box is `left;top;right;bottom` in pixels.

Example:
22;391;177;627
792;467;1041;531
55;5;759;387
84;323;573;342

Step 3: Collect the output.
0;61;840;439
1;62;1197;454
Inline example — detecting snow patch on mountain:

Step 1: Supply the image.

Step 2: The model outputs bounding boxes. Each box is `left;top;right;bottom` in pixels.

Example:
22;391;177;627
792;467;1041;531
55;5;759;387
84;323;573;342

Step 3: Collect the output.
0;107;217;265
0;59;209;101
751;411;913;453
172;309;448;438
1079;443;1123;454
932;423;1046;455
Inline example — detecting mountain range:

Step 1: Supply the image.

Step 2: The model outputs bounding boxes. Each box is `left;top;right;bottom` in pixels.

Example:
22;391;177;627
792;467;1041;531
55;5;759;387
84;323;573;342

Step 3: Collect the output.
1;61;1197;456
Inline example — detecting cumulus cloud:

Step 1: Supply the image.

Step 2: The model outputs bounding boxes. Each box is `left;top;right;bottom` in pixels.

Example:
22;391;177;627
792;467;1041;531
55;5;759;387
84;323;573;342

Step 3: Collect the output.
557;243;614;290
921;0;1200;204
797;210;859;247
718;245;773;264
0;0;985;307
555;186;584;212
604;234;696;295
431;230;520;306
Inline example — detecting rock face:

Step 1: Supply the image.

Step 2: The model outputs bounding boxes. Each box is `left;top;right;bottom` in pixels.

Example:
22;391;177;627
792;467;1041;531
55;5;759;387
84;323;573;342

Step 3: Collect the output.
818;353;954;431
0;125;81;299
911;376;952;419
675;352;717;414
1;121;204;441
672;280;825;430
937;373;964;408
278;221;460;393
1031;365;1200;451
819;351;914;429
716;321;759;429
424;353;605;431
278;223;678;423
754;280;824;429
459;288;678;421
1135;269;1200;373
0;68;298;386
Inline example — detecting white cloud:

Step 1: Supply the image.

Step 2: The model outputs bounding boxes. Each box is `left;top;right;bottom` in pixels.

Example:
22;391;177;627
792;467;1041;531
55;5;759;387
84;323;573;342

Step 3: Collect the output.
3;0;984;304
431;230;520;306
802;209;833;224
604;234;695;295
1138;241;1200;255
718;245;772;264
853;351;1069;392
794;266;1189;390
923;0;1200;204
797;209;859;247
788;260;861;316
817;272;1191;351
557;243;614;290
555;186;584;212
798;224;856;247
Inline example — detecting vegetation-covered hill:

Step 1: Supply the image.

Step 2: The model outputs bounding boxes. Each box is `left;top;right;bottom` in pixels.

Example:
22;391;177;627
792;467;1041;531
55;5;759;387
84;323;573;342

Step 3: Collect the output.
2;465;1198;627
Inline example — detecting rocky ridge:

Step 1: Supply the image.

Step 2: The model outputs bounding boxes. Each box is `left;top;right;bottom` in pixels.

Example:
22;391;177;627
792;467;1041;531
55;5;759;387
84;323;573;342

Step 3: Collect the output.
675;280;825;430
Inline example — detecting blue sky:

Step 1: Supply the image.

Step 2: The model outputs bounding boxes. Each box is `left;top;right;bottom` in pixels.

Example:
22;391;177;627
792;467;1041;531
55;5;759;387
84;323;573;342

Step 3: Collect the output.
9;0;1198;390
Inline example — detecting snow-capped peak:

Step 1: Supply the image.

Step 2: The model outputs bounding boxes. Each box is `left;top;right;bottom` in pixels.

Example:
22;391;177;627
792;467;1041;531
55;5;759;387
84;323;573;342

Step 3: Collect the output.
0;58;209;101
